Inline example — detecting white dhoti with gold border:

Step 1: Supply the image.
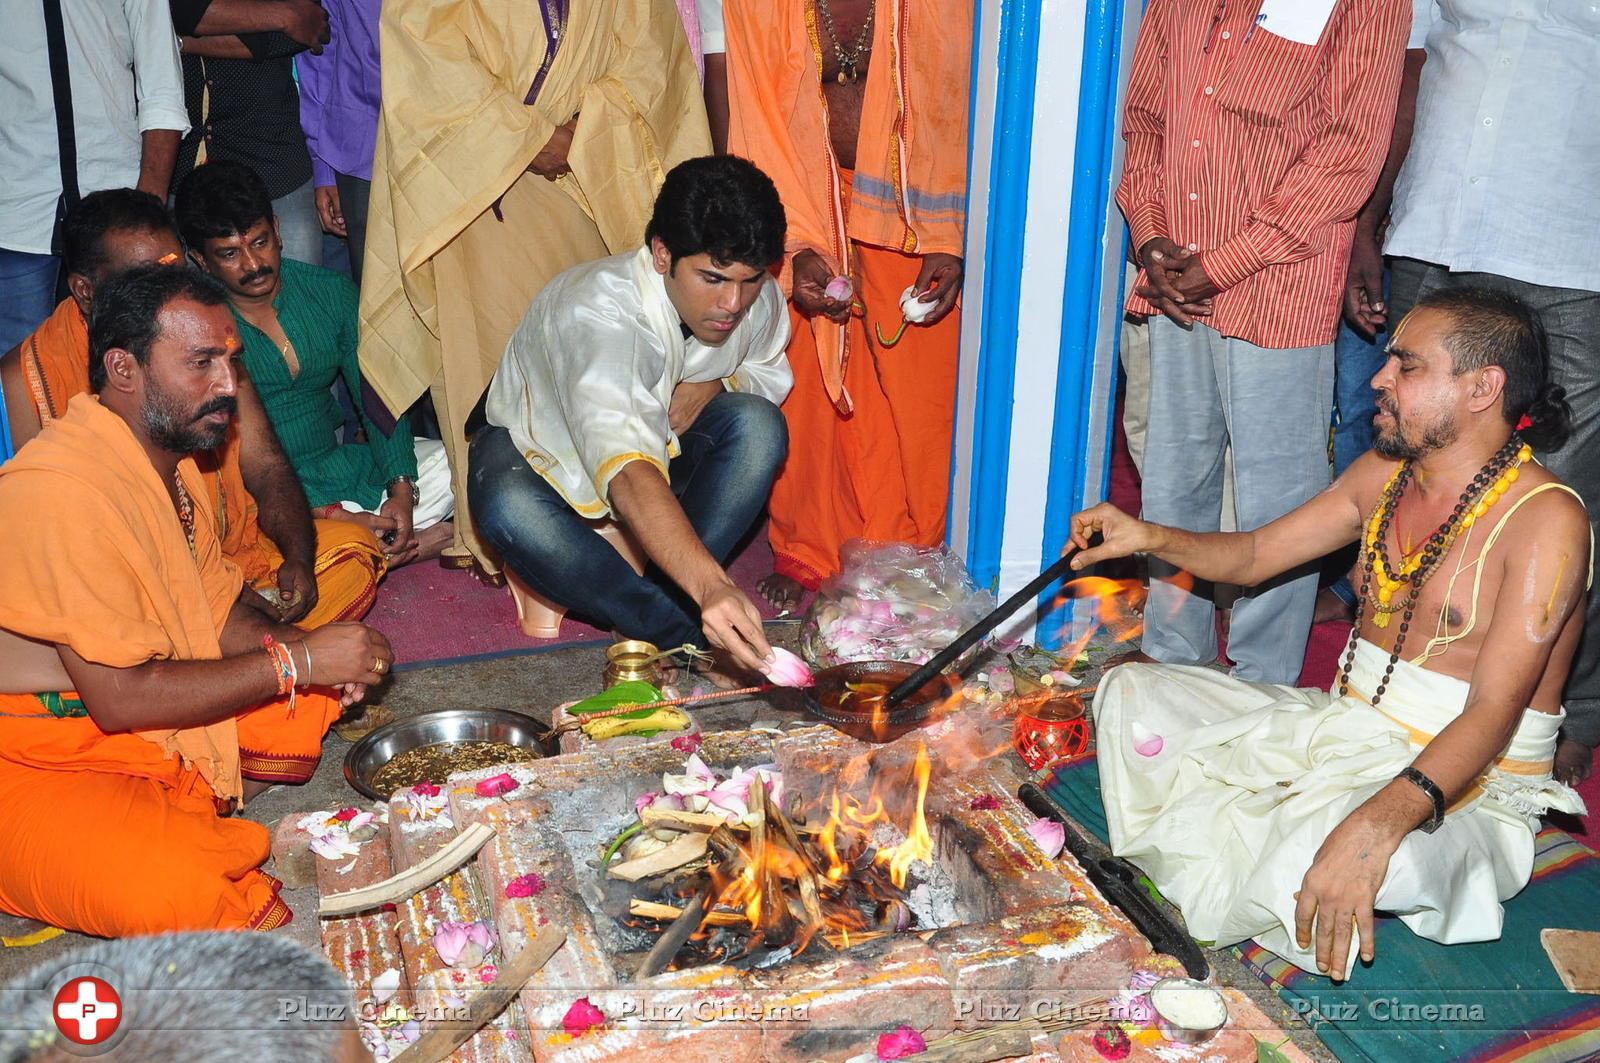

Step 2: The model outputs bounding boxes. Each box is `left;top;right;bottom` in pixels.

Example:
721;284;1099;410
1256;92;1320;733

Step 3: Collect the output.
1095;639;1585;976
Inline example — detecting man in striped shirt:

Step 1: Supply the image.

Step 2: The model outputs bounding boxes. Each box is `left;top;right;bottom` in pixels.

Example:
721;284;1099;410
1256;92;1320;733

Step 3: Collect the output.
1115;0;1410;684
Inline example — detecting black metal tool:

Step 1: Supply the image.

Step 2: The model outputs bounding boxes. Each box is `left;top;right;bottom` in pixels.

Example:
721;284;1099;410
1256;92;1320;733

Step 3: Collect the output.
883;547;1080;709
1018;782;1209;980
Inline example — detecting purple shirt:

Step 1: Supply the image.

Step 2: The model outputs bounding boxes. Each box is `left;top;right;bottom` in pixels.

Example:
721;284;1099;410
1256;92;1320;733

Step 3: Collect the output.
296;0;381;186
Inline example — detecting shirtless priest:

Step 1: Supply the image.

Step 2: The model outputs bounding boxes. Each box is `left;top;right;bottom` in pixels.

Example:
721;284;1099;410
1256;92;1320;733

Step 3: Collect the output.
1070;286;1588;980
0;267;393;937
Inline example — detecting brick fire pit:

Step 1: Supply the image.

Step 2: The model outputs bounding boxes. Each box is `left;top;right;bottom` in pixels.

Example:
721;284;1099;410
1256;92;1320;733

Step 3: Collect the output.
280;719;1164;1063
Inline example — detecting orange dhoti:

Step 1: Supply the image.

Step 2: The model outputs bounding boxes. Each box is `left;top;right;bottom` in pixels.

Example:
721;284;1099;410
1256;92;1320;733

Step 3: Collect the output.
0;689;341;937
767;242;962;588
243;519;387;629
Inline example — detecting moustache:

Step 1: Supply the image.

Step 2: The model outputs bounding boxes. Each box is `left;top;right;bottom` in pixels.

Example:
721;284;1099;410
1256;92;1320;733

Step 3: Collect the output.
238;266;274;286
195;396;238;421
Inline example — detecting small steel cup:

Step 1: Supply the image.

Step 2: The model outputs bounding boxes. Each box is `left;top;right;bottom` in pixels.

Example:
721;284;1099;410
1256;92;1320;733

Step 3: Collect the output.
1148;977;1228;1045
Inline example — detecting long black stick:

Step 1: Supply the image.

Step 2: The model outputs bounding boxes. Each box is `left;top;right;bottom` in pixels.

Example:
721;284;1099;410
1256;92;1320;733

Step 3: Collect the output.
884;547;1079;708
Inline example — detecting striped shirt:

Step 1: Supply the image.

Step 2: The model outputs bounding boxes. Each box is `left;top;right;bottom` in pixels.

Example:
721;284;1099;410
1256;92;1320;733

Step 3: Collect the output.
1117;0;1410;349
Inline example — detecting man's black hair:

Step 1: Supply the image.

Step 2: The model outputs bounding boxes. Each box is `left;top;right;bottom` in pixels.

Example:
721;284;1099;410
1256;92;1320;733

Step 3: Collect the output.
644;155;786;270
172;159;274;251
88;265;231;393
63;189;176;279
1414;285;1573;451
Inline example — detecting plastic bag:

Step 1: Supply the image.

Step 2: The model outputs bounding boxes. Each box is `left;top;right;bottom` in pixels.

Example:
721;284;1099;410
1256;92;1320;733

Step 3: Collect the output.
801;540;996;668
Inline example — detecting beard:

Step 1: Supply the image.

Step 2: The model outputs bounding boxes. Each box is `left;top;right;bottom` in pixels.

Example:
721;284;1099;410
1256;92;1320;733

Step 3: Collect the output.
1372;400;1458;461
142;384;236;454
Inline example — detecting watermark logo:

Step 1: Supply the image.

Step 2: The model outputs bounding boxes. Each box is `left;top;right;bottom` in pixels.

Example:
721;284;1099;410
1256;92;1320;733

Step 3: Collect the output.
52;977;122;1045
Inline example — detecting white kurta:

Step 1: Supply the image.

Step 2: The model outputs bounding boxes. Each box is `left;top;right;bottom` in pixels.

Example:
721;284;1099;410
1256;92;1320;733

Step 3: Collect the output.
484;246;793;518
1096;639;1584;977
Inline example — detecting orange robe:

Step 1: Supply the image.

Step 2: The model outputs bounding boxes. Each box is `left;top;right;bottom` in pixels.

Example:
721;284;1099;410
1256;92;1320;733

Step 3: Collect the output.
19;300;384;626
0;396;342;936
726;0;971;587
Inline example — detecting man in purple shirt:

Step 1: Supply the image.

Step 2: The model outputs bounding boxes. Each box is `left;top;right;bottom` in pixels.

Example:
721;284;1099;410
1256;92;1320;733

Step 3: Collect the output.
297;0;380;282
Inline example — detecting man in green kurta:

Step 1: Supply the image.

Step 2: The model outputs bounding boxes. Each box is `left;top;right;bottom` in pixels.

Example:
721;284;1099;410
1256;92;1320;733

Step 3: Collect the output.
175;161;454;566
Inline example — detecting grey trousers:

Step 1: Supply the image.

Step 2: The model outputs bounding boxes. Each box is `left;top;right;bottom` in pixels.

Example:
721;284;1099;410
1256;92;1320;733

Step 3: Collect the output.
1140;316;1334;684
1390;257;1600;746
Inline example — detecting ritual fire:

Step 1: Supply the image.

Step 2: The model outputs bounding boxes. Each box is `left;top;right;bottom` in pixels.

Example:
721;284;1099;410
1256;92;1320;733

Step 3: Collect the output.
609;746;942;976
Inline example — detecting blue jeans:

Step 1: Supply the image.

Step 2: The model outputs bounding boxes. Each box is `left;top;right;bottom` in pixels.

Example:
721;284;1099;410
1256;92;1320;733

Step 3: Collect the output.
0;248;61;357
468;392;787;648
1327;271;1391;607
272;181;323;267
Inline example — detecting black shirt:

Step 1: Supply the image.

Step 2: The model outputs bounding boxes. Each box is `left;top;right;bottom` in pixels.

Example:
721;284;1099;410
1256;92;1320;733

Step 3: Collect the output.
168;0;312;200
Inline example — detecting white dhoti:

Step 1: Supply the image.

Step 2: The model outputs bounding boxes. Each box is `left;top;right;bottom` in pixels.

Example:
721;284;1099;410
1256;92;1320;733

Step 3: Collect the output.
1096;639;1585;977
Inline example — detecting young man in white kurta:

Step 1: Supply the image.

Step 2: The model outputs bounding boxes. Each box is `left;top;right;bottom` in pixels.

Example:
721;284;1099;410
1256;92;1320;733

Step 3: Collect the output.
468;156;792;672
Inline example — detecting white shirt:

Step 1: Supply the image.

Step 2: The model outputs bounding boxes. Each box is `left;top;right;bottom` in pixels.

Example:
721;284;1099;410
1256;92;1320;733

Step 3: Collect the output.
485;246;793;518
1384;0;1600;292
0;0;189;254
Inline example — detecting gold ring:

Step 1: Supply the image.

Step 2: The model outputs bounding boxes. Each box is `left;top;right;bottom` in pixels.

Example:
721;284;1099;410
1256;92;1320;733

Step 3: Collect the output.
374;657;386;674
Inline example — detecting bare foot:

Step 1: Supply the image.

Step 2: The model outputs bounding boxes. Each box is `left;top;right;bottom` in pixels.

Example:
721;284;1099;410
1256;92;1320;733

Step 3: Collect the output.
410;521;455;565
1554;738;1594;787
1314;587;1355;625
757;573;805;616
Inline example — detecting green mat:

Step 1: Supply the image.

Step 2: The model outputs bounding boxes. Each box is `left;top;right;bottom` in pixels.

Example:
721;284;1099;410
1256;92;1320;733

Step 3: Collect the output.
1041;758;1600;1063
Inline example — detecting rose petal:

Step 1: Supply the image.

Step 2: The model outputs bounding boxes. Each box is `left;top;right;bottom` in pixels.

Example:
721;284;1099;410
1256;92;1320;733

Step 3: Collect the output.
876;1024;928;1060
1131;721;1164;758
1026;817;1065;860
562;997;607;1038
505;873;547;898
474;773;520;798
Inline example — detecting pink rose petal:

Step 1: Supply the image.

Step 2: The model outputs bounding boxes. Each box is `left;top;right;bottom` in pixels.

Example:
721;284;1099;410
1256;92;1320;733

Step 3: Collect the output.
1131;721;1164;757
562;997;607;1038
1026;817;1065;860
505;873;547;898
876;1024;928;1060
474;773;520;798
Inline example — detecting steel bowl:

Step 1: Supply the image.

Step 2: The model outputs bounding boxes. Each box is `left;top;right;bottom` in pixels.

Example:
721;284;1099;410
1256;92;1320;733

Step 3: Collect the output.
343;708;546;800
803;660;960;744
1148;977;1228;1045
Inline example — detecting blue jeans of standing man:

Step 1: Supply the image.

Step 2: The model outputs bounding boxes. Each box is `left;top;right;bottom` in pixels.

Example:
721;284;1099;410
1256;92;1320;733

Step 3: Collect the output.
468;392;788;648
1327;273;1391;608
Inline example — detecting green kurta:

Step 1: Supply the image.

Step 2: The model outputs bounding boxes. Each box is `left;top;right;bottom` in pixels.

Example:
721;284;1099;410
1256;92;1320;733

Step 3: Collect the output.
233;258;416;510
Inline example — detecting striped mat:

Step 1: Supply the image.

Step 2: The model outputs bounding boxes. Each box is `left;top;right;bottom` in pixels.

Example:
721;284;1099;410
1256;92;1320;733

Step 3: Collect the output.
1041;758;1600;1063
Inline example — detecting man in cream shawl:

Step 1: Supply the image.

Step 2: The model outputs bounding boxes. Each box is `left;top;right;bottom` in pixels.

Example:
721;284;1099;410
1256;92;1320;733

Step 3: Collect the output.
360;0;711;576
1070;287;1587;979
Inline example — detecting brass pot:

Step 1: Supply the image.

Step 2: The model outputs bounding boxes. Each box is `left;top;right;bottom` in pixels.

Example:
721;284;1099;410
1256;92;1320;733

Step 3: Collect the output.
603;640;666;689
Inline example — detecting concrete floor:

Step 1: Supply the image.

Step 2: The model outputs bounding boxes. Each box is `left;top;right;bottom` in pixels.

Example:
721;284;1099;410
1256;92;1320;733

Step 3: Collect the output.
0;626;1334;1061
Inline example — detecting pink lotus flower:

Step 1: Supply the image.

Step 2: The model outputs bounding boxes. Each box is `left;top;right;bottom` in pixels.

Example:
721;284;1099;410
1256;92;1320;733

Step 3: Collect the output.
759;646;815;688
433;920;496;968
669;733;703;754
877;1024;928;1060
1027;817;1065;860
825;275;854;302
562;997;607;1038
474;773;520;798
505;873;547;898
412;782;441;797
